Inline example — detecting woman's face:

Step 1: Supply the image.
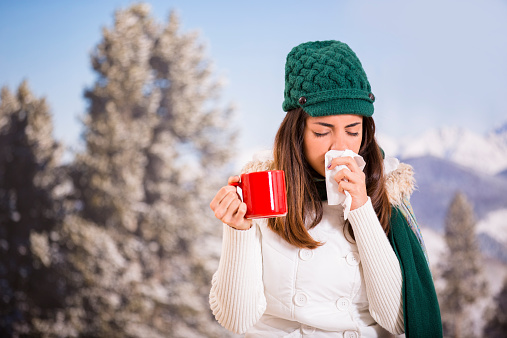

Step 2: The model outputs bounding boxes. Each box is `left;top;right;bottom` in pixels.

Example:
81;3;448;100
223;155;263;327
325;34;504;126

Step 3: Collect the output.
303;114;363;177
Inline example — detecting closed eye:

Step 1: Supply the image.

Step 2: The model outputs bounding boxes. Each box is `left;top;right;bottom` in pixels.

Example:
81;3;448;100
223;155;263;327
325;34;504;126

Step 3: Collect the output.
314;132;329;137
347;131;359;136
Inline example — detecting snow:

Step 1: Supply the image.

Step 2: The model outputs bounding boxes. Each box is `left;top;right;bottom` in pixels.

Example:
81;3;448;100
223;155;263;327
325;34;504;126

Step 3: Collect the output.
476;208;507;245
378;121;507;175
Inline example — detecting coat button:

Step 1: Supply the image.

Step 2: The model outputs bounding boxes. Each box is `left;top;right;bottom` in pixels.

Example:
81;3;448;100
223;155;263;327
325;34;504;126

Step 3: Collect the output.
299;96;307;104
301;324;316;334
293;292;308;307
336;297;350;311
345;252;361;266
344;331;358;338
299;248;314;261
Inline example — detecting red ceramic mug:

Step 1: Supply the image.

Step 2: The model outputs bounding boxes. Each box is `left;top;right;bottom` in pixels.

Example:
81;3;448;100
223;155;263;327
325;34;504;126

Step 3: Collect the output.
230;170;288;219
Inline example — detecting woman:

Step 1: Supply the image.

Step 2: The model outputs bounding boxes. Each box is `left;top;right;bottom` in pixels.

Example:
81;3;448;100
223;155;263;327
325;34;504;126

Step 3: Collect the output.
209;40;442;337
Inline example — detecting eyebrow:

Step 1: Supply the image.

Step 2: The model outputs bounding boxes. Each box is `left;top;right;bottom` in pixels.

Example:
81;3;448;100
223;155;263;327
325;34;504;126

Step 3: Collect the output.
313;121;362;128
345;122;361;128
314;122;334;128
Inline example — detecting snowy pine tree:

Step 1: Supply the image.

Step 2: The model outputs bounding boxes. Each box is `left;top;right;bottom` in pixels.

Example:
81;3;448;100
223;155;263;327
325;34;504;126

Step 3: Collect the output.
144;11;236;335
0;81;69;335
59;6;159;335
63;3;236;336
74;3;158;232
439;192;488;338
483;276;507;337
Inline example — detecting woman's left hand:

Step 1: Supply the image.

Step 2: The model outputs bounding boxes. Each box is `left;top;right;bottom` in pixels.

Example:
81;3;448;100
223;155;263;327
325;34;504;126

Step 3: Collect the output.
327;156;368;210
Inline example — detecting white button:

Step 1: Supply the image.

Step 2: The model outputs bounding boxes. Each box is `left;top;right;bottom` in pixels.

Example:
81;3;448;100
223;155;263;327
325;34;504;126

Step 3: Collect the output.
301;324;316;334
293;292;308;307
299;248;314;261
344;331;358;338
345;251;361;266
336;297;350;311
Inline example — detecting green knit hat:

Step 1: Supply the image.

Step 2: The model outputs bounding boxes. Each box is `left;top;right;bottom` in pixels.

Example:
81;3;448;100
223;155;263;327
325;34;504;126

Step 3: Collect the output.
282;40;375;117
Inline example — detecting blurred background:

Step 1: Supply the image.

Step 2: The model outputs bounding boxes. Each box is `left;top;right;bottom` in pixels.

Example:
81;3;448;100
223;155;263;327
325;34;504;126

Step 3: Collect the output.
0;0;506;337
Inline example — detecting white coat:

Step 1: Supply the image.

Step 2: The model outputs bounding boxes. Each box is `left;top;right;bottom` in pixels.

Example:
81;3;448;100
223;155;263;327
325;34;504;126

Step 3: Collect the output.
210;154;415;337
246;202;392;337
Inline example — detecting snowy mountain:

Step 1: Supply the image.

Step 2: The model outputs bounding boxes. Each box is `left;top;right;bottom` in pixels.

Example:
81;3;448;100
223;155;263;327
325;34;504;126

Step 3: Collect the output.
422;207;507;264
378;121;507;175
403;155;507;232
491;122;507;145
378;122;507;261
399;152;507;263
497;169;507;180
477;209;507;247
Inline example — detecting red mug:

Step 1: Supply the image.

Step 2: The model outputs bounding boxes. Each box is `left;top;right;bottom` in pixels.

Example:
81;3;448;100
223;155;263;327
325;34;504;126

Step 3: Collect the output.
230;170;288;219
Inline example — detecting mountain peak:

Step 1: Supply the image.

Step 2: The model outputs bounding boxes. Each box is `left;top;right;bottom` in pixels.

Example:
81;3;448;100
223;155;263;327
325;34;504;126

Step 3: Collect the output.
379;125;507;175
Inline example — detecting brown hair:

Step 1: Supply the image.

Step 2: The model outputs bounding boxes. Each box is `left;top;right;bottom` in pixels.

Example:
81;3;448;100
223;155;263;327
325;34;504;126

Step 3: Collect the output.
268;108;391;249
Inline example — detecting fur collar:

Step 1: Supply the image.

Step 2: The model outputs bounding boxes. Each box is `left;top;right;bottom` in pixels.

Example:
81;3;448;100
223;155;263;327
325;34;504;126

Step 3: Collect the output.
240;152;415;207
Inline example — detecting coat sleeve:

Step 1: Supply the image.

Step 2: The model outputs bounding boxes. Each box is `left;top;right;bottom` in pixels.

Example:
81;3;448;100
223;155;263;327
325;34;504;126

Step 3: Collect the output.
348;198;405;335
209;222;266;334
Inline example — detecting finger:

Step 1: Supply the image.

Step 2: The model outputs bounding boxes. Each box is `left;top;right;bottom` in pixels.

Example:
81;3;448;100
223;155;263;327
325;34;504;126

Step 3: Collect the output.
210;187;238;216
333;167;356;184
222;199;243;224
210;185;237;211
224;201;252;230
333;169;347;183
218;190;243;219
228;175;241;185
328;156;359;171
336;171;366;195
231;203;252;230
235;202;248;220
338;180;356;194
339;176;367;194
339;180;368;210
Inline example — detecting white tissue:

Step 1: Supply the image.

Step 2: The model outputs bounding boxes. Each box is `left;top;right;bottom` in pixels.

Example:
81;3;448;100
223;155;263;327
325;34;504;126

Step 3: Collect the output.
324;149;366;220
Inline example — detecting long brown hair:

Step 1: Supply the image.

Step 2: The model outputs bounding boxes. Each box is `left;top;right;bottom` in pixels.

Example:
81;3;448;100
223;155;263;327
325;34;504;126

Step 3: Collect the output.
268;108;391;249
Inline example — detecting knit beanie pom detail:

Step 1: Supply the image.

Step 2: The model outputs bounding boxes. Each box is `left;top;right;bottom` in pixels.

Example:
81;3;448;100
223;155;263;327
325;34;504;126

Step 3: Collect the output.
282;40;375;117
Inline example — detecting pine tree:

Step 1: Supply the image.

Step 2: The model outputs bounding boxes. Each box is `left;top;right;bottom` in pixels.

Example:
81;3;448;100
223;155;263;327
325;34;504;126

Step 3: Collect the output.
483;276;507;337
439;191;488;338
0;81;69;335
63;3;236;336
63;4;163;336
144;10;236;334
74;2;158;231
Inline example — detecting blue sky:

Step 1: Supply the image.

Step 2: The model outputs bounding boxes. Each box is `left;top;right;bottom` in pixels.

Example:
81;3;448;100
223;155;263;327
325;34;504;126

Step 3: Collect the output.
1;0;507;158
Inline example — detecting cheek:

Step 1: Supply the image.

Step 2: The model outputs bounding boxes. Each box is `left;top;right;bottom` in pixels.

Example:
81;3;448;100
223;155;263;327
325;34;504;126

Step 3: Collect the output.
304;138;322;158
303;138;327;175
352;138;362;153
349;134;363;154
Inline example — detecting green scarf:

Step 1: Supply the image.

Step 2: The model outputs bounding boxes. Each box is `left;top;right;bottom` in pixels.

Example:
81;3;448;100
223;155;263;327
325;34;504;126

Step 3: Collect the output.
389;207;443;337
314;179;443;337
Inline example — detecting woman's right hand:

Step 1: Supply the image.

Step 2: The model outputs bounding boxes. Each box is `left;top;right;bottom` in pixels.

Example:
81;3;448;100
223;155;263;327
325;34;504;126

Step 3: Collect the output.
209;176;252;230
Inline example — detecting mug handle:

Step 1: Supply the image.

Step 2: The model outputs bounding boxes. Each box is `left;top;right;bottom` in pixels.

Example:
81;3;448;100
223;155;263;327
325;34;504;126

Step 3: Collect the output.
229;179;244;203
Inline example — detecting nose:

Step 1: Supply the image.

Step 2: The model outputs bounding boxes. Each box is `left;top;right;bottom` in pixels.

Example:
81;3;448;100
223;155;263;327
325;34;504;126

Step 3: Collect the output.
330;134;347;151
